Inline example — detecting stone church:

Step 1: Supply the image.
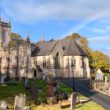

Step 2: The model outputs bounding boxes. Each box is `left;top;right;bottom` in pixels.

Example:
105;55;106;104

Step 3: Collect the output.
31;38;90;79
0;18;90;83
0;18;32;83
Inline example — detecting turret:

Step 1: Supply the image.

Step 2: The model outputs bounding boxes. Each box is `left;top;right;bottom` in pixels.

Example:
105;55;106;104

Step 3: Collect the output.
8;17;11;26
26;32;30;47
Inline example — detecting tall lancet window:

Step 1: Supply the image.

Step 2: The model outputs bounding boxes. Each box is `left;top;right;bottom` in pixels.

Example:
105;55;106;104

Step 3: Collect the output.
47;57;50;68
82;58;86;68
71;57;76;68
2;55;8;68
43;57;46;68
66;57;69;68
55;52;60;69
11;54;17;67
2;30;6;43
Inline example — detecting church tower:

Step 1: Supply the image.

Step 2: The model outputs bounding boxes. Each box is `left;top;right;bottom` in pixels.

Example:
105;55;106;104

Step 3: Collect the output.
0;17;11;48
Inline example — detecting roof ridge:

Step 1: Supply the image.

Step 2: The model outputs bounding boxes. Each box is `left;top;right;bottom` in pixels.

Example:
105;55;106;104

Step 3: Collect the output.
49;41;58;54
73;41;81;55
67;39;72;55
74;41;86;56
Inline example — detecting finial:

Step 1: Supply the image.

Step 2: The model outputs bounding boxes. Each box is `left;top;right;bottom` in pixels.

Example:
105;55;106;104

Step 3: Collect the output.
8;17;10;24
26;32;30;47
27;32;30;38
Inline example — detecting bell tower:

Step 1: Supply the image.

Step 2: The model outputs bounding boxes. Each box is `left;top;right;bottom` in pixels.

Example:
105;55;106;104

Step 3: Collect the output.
0;17;11;48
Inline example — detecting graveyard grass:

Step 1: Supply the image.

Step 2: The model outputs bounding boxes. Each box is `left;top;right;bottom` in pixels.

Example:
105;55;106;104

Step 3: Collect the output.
0;80;25;100
0;79;47;102
0;79;105;110
33;100;105;110
33;93;105;110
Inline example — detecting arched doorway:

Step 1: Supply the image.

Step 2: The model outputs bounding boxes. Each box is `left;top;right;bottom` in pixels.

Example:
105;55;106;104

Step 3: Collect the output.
34;70;37;78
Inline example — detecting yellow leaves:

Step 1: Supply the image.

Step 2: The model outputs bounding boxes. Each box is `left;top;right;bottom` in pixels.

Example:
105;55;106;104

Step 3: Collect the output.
65;33;81;40
90;51;110;70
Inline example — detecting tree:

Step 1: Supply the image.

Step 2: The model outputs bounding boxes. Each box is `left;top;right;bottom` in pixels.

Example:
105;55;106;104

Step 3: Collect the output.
90;51;110;71
65;33;81;41
77;37;91;54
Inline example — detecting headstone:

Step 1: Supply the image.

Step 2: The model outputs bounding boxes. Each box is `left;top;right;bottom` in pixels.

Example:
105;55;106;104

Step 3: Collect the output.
0;101;7;110
42;74;46;81
95;69;103;81
14;94;26;110
24;77;29;88
105;76;108;84
109;87;110;94
70;92;77;110
24;106;32;110
0;74;6;84
46;77;54;97
30;84;38;105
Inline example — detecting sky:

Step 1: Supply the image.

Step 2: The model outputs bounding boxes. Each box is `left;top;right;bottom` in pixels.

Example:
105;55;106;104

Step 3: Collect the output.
0;0;110;56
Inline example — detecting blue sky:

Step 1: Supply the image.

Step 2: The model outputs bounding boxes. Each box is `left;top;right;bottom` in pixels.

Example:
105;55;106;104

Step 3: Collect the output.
1;0;110;56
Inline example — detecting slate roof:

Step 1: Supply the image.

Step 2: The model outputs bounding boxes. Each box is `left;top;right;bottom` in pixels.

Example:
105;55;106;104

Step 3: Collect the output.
31;40;57;56
31;38;87;56
0;21;10;27
58;38;86;56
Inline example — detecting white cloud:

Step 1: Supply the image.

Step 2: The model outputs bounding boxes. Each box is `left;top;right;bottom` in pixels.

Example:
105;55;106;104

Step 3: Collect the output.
90;25;110;34
88;36;110;56
1;0;110;23
88;36;110;44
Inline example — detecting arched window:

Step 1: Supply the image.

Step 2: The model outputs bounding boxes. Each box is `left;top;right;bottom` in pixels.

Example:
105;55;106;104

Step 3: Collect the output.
71;57;76;68
55;52;60;68
35;57;37;65
34;70;37;78
43;57;46;68
47;57;50;68
11;54;17;66
66;57;69;68
82;58;86;68
2;55;8;68
2;30;6;43
80;57;83;67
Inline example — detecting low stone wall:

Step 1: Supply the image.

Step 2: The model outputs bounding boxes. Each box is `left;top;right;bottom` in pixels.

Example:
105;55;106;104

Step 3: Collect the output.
91;80;110;96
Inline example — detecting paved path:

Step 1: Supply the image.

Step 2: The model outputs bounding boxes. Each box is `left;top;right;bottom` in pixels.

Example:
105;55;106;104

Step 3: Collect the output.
58;78;110;110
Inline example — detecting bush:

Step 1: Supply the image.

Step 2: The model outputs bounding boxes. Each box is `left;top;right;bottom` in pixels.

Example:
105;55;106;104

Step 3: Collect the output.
61;93;68;100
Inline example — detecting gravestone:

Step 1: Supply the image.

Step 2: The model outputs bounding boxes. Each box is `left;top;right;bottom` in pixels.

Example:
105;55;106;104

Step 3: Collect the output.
95;69;103;81
46;76;55;97
108;87;110;94
24;78;29;88
30;83;38;105
42;74;46;81
0;101;7;110
70;92;77;110
105;76;108;84
0;74;6;84
14;94;26;110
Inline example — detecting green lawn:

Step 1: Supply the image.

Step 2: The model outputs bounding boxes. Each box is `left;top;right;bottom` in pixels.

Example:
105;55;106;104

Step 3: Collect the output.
0;81;25;100
59;83;73;94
